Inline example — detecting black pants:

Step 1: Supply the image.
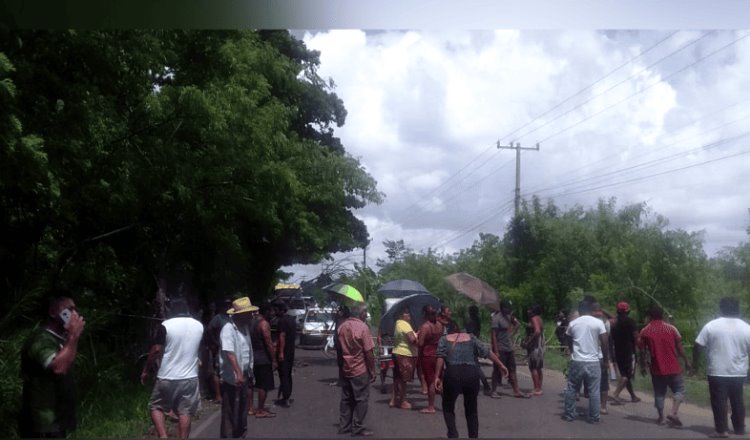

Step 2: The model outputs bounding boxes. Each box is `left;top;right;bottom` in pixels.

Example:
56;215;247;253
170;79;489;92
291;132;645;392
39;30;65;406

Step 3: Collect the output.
708;376;746;434
339;372;370;436
220;382;248;438
277;357;294;402
442;364;480;438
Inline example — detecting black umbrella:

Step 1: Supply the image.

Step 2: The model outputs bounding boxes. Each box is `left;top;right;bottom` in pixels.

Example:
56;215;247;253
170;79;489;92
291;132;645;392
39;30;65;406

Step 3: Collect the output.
377;279;431;298
378;293;442;336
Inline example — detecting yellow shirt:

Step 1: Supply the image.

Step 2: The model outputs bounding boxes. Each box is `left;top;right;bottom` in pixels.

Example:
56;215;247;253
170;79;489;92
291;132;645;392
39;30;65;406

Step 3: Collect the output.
392;319;417;356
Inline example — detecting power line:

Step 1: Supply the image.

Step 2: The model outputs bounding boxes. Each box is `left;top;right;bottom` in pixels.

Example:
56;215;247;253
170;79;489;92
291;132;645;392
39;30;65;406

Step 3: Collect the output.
541;147;750;200
537;31;748;144
523;99;750;195
390;144;501;220
498;31;680;144
528;130;750;197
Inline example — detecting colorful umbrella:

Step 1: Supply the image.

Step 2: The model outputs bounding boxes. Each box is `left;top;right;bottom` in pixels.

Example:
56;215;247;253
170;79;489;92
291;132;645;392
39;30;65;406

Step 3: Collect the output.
445;272;501;311
322;283;365;303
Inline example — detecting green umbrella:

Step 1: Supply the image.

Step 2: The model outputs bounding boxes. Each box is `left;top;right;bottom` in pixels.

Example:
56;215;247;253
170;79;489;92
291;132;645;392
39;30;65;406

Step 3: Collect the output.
322;283;365;303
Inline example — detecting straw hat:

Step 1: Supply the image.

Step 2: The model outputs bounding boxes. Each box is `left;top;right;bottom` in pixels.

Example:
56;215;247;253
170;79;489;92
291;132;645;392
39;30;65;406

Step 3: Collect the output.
227;297;259;314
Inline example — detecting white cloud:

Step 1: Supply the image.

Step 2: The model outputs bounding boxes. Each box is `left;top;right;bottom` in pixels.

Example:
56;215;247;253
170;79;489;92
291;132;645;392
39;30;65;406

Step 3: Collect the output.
284;29;750;282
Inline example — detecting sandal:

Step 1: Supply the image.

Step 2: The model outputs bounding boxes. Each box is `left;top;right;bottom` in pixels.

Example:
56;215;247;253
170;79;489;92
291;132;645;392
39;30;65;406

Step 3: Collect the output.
255;411;277;418
513;393;532;399
399;401;412;410
419;408;436;414
666;415;682;427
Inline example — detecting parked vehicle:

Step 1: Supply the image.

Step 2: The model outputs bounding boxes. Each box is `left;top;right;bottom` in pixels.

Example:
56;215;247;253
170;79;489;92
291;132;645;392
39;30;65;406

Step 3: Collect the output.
273;283;307;330
300;307;335;347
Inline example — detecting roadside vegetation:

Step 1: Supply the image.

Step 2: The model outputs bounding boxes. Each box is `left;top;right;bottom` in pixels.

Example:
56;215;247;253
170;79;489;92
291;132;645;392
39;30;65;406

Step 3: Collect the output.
0;30;381;438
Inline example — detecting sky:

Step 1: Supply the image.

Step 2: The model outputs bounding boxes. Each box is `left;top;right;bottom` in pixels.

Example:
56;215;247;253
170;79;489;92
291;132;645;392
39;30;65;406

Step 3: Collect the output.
284;29;750;283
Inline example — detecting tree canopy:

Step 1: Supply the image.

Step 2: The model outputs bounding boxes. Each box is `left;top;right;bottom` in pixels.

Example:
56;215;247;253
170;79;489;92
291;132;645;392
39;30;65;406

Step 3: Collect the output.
0;30;383;330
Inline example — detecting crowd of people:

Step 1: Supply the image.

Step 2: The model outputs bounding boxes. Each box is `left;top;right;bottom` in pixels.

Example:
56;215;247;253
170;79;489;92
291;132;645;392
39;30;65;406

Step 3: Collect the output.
559;295;750;440
134;295;300;438
15;289;750;439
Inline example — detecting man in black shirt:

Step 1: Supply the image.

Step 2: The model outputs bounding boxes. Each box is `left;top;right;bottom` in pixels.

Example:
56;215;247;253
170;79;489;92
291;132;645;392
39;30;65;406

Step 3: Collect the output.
273;301;297;408
610;302;641;403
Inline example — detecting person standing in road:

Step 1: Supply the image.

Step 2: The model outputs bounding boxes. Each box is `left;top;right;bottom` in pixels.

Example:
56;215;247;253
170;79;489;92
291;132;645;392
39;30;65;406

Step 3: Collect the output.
434;325;509;438
207;298;233;404
249;303;277;419
490;299;529;398
693;297;750;438
218;297;257;438
273;300;297;408
610;301;641;404
337;303;376;437
417;304;443;414
141;296;204;439
591;302;612;415
438;305;458;335
562;299;609;424
391;307;418;410
19;293;85;438
638;304;691;426
464;305;492;396
525;304;545;396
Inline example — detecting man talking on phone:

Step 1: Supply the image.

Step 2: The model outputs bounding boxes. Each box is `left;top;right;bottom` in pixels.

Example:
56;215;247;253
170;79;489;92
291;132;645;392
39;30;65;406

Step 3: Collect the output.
19;292;86;438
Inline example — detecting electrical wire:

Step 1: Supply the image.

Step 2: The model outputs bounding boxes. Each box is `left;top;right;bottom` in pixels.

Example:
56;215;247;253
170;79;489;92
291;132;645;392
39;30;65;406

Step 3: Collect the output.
536;31;748;144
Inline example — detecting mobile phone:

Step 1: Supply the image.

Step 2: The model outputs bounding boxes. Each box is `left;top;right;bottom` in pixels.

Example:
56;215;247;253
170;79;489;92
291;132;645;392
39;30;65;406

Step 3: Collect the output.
59;308;72;324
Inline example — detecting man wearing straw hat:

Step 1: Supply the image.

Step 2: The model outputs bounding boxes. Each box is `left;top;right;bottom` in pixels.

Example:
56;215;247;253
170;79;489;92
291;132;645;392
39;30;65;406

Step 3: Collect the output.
219;297;258;438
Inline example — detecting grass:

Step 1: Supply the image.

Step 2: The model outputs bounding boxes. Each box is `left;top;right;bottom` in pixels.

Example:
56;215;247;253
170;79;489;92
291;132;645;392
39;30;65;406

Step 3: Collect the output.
72;385;153;438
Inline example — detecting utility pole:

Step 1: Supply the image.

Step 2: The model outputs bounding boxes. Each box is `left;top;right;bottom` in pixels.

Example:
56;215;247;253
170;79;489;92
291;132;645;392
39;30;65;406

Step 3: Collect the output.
497;141;540;216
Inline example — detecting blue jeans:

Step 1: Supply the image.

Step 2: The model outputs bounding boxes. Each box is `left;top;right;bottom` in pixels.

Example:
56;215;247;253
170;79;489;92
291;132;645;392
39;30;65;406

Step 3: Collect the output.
564;361;601;422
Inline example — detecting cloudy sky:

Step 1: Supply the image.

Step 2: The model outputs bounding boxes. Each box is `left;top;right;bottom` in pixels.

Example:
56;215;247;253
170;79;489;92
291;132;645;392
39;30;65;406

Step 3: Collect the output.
285;30;750;282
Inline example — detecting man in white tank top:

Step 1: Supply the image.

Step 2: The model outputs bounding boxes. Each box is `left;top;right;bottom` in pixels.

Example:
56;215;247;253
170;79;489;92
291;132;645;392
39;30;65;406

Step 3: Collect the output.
141;297;204;438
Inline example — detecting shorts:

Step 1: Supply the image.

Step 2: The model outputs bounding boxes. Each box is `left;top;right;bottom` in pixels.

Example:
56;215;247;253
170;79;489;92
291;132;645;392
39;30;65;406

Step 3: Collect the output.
498;350;516;371
420;355;438;385
652;374;685;410
149;377;201;416
393;354;416;382
616;354;634;379
253;364;275;391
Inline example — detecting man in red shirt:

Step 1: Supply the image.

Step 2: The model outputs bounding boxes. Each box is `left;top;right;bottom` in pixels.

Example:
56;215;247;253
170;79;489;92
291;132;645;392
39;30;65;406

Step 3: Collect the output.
638;305;692;426
337;303;376;437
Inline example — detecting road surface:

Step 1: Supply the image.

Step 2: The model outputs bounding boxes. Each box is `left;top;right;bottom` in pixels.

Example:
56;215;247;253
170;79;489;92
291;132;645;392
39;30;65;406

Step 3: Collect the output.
189;347;721;438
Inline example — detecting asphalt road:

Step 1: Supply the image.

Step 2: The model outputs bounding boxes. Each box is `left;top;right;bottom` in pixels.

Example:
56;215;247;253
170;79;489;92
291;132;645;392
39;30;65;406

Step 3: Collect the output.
189;347;721;438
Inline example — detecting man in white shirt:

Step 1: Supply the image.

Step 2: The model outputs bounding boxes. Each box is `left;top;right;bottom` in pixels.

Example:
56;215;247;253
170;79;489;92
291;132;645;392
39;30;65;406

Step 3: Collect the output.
219;297;257;438
693;297;750;438
141;297;204;439
562;299;609;424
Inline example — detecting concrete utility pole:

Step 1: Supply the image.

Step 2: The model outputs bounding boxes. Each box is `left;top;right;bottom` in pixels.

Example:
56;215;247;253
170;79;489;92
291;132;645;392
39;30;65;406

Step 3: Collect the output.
496;141;540;216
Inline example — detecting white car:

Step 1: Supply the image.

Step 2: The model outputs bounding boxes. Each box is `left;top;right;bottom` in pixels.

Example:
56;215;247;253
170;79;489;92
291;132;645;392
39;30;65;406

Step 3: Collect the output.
299;307;336;347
